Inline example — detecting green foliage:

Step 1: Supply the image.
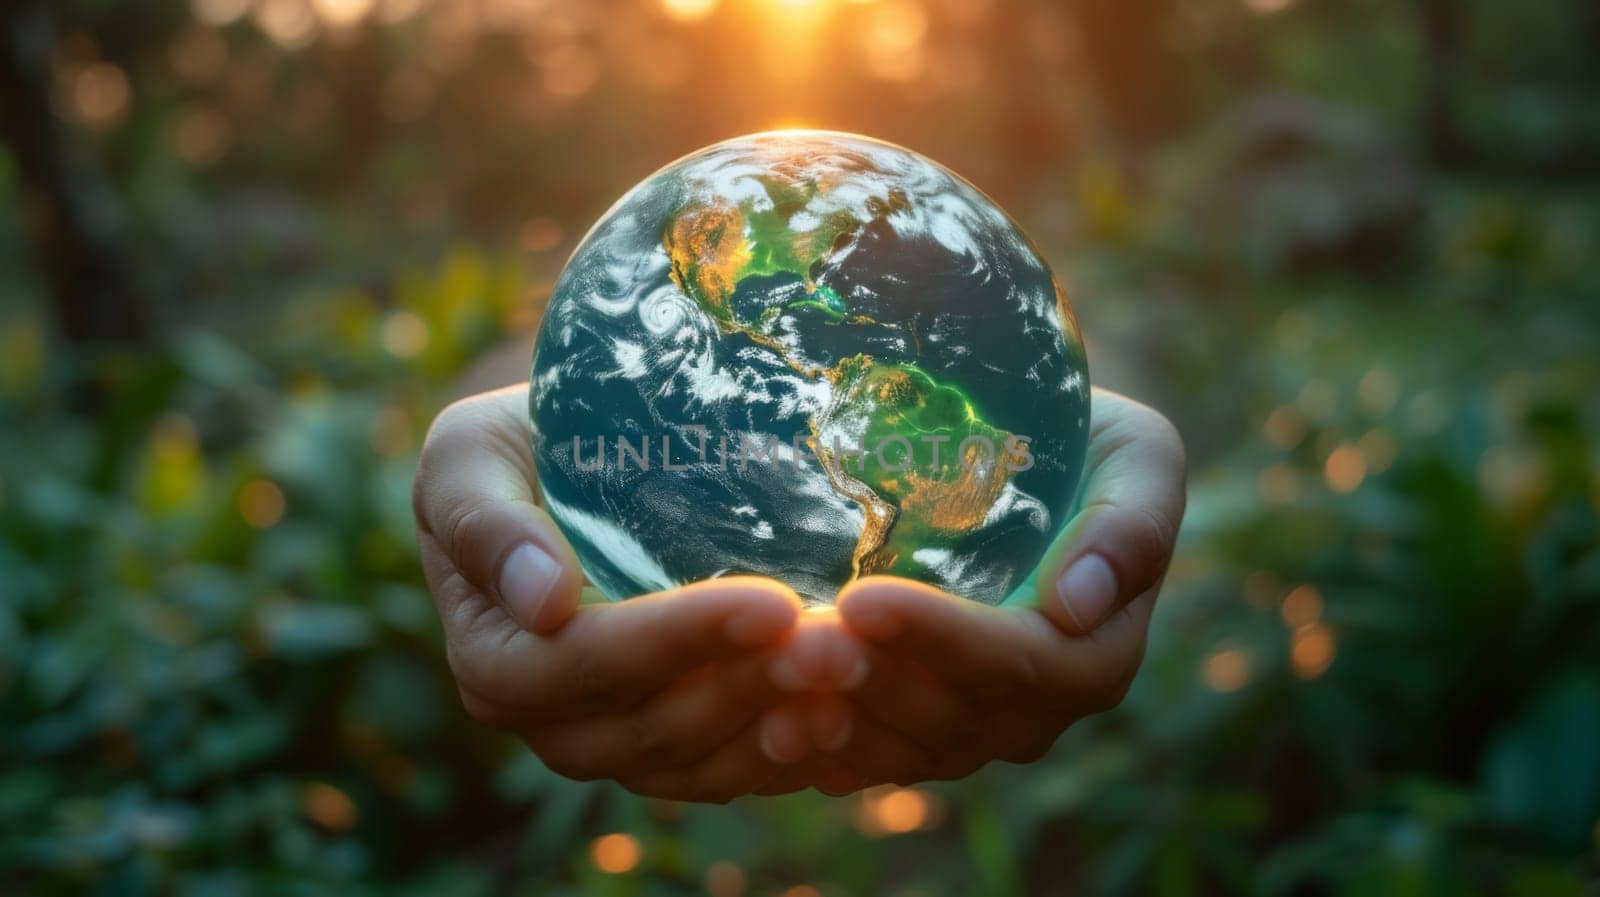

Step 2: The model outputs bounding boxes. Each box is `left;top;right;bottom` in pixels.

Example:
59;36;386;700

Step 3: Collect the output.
3;0;1599;894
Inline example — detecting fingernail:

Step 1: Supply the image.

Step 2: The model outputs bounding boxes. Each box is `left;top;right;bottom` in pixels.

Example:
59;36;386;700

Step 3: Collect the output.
499;542;559;631
1056;553;1117;631
770;656;811;693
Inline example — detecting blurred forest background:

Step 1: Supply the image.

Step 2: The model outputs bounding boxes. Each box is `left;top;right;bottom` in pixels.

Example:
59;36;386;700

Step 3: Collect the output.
2;0;1598;894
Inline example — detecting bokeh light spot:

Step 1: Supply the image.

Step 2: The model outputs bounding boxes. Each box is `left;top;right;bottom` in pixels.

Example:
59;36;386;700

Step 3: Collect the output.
312;0;375;28
1291;623;1336;679
857;786;934;836
1280;584;1322;628
381;310;429;359
70;63;131;129
239;479;287;528
590;833;642;874
1204;649;1251;692
302;782;357;831
192;0;253;27
1323;443;1366;493
256;0;319;49
858;0;929;82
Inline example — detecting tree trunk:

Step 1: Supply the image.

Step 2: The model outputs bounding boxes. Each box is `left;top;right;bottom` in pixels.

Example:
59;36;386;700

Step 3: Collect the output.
1419;0;1467;166
0;1;149;345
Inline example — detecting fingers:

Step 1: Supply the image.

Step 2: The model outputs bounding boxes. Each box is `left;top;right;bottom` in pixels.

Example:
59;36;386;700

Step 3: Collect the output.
414;386;584;635
819;707;945;787
1034;388;1187;636
525;647;787;778
837;575;1139;718
615;720;790;804
768;607;870;693
458;577;802;724
836;577;1050;701
847;644;986;755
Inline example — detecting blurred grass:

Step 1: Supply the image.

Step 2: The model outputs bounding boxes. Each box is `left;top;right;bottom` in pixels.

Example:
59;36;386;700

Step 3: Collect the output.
2;0;1599;895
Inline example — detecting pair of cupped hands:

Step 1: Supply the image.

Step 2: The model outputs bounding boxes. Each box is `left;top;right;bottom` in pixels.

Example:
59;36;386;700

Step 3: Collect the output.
412;384;1185;802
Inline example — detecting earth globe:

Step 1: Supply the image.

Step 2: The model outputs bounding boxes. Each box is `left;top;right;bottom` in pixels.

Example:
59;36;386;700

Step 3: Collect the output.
529;131;1089;606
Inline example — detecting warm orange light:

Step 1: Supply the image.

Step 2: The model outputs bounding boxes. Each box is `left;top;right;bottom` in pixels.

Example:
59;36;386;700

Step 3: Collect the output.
858;786;931;835
780;886;822;897
302;782;357;831
239;479;287;529
1204;649;1251;692
71;63;131;129
1323;443;1367;493
1291;623;1336;678
312;0;375;27
590;833;642;874
858;0;928;82
661;0;718;21
255;0;319;49
1280;584;1322;628
539;43;600;99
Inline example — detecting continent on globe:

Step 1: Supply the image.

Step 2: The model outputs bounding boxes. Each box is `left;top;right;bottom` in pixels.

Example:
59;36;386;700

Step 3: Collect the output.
530;130;1089;605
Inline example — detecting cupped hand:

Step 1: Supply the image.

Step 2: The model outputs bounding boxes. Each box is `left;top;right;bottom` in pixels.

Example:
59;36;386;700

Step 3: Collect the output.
760;388;1187;792
414;386;825;802
415;384;1184;800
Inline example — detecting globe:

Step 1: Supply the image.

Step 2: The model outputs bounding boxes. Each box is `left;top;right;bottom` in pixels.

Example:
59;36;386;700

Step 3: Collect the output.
530;131;1089;606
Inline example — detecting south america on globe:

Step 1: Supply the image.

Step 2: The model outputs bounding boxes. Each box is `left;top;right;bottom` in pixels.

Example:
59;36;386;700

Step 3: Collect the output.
530;131;1089;605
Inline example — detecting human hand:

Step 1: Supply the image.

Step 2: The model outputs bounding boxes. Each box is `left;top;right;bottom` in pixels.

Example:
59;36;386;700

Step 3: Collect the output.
414;385;824;802
758;388;1187;791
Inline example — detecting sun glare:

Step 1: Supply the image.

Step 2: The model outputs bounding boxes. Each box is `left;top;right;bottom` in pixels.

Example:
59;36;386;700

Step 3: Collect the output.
660;0;718;22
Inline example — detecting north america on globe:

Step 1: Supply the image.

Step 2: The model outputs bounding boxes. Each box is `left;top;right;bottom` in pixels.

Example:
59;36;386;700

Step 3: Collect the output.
530;131;1089;605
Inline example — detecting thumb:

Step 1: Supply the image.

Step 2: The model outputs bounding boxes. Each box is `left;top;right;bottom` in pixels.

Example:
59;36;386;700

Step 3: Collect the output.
1033;390;1186;636
413;386;585;635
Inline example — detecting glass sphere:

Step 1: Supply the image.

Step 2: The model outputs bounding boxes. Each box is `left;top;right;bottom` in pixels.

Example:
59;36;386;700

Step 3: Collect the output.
530;131;1088;605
